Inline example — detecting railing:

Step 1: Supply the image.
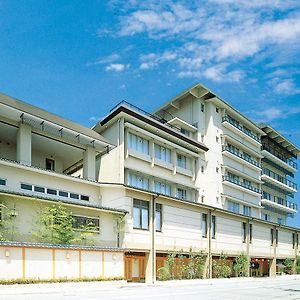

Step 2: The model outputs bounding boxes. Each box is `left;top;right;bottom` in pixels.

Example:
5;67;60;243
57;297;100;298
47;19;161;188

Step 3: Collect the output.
262;192;298;210
262;168;297;190
222;146;261;168
222;116;261;143
223;175;261;194
262;145;297;170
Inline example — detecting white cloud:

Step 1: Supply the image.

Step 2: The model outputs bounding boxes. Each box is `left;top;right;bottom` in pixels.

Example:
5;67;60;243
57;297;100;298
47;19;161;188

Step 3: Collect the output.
92;53;120;65
252;105;300;122
269;78;300;95
105;63;129;72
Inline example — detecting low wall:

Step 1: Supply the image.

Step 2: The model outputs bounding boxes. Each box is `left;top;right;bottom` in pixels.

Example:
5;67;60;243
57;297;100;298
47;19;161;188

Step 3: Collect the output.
0;242;124;281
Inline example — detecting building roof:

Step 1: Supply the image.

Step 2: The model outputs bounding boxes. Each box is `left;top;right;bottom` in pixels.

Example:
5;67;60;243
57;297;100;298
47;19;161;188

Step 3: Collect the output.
0;92;114;148
260;124;300;157
95;101;209;152
153;83;266;136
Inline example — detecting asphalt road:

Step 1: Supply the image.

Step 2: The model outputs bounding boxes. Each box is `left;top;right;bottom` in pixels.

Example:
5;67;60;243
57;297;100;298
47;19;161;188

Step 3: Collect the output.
1;276;300;300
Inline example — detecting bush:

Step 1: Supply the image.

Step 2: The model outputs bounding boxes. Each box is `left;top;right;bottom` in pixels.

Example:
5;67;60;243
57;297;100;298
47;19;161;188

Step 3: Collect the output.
157;267;170;281
233;254;249;277
283;258;294;275
212;253;232;278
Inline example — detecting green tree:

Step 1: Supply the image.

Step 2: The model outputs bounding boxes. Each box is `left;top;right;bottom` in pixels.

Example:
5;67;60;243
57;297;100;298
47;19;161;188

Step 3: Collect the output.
0;202;18;241
233;253;249;277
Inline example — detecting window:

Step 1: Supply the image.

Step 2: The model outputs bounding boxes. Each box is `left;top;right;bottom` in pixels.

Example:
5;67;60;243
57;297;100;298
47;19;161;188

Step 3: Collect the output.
177;154;187;169
154;181;171;196
228;172;239;182
216;136;219;143
270;229;274;246
47;188;57;195
276;229;278;246
243;179;252;187
59;190;68;197
249;224;253;243
201;103;204;112
293;233;297;249
154;144;171;163
202;213;207;238
133;199;149;230
70;193;79;199
243;205;251;217
242;222;247;243
21;183;32;191
73;215;100;232
201;166;204;173
0;179;6;186
34;186;45;193
80;195;89;201
176;188;187;200
262;213;270;221
128;173;149;190
45;158;55;171
228;200;240;213
156;203;162;232
216;107;219;113
212;215;216;239
180;128;190;137
128;133;149;154
277;218;283;225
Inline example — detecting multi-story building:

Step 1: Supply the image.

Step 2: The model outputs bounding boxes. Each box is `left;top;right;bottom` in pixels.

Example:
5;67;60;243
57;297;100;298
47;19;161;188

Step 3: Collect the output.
0;83;299;284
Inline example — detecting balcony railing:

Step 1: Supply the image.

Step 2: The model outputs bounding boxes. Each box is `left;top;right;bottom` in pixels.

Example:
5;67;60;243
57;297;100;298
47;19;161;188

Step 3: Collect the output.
222;146;261;168
222;116;261;143
223;175;262;194
262;192;298;210
262;145;297;170
262;168;297;190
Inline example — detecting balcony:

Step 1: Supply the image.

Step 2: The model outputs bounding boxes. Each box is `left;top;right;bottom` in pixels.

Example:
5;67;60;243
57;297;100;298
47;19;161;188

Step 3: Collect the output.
261;168;297;193
223;175;262;195
261;193;297;213
262;145;297;172
222;116;261;144
222;146;261;170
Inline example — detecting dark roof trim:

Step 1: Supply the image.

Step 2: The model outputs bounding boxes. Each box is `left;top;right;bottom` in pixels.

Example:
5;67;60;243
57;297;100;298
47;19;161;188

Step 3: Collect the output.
0;241;126;252
100;105;209;152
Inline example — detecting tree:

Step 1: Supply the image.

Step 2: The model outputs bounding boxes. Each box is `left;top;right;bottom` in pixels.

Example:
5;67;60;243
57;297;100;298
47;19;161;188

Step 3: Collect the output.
0;201;18;241
233;253;250;277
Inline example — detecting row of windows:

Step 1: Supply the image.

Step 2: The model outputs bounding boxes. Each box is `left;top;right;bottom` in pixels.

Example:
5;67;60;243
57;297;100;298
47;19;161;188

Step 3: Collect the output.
20;183;90;201
128;132;189;169
128;173;189;200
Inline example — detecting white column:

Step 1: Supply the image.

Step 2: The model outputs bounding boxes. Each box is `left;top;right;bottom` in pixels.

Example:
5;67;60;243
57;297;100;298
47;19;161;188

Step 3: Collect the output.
17;123;32;166
83;146;96;181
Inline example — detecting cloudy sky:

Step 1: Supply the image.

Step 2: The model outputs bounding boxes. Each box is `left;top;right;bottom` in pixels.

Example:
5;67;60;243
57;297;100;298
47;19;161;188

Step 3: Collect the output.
0;1;300;225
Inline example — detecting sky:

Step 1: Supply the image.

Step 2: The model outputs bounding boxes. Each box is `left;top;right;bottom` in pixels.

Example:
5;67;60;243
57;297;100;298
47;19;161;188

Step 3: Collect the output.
0;0;300;226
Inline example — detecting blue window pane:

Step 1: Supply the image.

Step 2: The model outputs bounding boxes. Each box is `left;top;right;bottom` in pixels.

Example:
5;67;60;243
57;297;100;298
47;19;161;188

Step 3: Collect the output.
133;207;141;228
141;208;149;229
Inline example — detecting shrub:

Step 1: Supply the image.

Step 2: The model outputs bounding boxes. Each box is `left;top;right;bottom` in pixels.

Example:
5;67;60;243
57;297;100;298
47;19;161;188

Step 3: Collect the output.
212;253;232;278
157;267;170;281
233;254;249;277
283;258;293;275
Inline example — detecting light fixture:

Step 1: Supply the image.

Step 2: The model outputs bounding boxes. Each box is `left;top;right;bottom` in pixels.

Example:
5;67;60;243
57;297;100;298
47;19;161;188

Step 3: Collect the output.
5;249;10;257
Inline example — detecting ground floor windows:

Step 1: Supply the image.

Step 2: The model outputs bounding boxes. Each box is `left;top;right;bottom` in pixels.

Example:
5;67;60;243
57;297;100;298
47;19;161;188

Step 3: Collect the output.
133;199;149;230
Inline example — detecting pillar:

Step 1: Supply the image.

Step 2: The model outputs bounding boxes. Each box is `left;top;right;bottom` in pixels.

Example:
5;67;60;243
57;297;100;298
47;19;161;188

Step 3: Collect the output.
17;123;32;166
269;226;277;277
83;146;96;181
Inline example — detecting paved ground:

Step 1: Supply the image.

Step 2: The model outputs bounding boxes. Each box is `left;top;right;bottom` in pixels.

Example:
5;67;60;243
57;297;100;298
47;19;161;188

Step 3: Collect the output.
0;276;300;300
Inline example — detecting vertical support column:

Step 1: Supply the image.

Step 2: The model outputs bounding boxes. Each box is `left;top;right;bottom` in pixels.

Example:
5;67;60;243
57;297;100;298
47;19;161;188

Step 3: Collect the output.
203;210;212;279
83;146;96;181
246;220;250;277
17;123;32;166
118;118;125;183
149;139;154;167
293;232;298;274
269;226;277;277
172;149;177;175
146;196;156;284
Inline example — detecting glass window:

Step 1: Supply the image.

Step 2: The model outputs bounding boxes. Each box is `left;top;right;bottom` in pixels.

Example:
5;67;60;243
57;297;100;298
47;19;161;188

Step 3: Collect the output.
202;213;207;238
0;179;6;186
59;191;69;197
156;203;162;232
177;154;187;169
21;183;32;191
45;158;55;171
128;173;149;190
70;193;79;199
133;199;149;230
73;215;100;231
242;222;247;243
277;218;283;225
34;186;45;193
249;224;253;243
47;188;57;195
176;188;187;200
154;144;171;163
128;133;149;154
80;195;89;201
154;181;171;196
243;205;251;217
228;200;240;213
262;213;270;221
212;215;216;239
270;229;274;246
180;128;190;137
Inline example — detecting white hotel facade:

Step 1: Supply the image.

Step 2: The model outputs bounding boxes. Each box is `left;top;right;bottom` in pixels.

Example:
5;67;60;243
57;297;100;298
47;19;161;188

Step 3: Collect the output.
0;83;299;282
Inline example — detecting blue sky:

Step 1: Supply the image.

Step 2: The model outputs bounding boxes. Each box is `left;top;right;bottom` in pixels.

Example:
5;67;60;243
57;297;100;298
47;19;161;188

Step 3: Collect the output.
0;0;300;226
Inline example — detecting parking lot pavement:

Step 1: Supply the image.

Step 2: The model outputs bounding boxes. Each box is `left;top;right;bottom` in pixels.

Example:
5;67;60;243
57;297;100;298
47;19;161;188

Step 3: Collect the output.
0;276;300;300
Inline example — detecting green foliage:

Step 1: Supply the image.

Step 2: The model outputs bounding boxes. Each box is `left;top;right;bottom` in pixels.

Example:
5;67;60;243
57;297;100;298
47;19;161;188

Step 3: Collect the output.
166;252;176;279
233;254;249;277
212;253;232;278
157;267;170;281
283;258;294;274
296;256;300;274
0;202;18;241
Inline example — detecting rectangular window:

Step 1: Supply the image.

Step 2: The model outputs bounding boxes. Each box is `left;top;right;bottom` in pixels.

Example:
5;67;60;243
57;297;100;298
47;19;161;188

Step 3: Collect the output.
270;228;274;246
21;183;33;191
45;158;55;171
201;103;204;112
249;224;253;244
128;133;149;154
47;188;57;195
133;199;149;230
154;144;171;163
58;190;68;197
262;213;270;221
177;154;187;169
277;218;283;225
80;195;89;201
228;200;240;214
176;188;187;200
34;186;45;193
293;233;296;249
212;215;216;239
73;215;100;232
276;229;278;246
154;181;171;196
156;203;162;232
128;173;149;190
0;179;6;186
243;205;251;217
70;193;79;199
242;222;247;243
202;213;207;238
216;107;219;113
